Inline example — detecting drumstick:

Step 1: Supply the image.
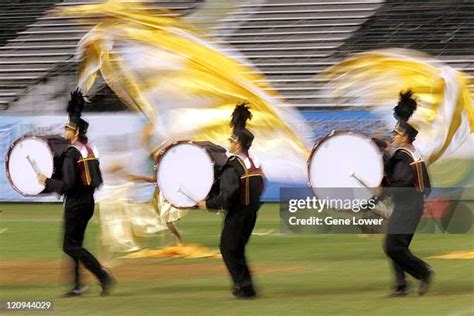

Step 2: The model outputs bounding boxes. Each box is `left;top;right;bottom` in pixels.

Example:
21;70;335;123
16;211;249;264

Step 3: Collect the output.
349;171;371;189
26;155;41;175
177;185;199;204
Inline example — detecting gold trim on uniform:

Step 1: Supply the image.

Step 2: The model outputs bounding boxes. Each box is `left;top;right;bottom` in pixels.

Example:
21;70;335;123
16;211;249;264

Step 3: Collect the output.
397;148;425;192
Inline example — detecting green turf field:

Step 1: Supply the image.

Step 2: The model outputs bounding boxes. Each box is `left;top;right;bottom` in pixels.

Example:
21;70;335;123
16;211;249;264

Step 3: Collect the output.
0;203;473;316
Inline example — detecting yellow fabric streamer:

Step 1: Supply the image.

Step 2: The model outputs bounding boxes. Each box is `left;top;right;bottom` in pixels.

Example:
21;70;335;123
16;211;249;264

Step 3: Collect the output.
427;251;474;260
57;1;310;165
122;244;222;259
57;1;311;184
322;49;473;165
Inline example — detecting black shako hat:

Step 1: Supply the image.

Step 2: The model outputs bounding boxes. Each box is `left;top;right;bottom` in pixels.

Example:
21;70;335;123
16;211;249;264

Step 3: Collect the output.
65;88;89;134
393;90;418;141
229;102;254;149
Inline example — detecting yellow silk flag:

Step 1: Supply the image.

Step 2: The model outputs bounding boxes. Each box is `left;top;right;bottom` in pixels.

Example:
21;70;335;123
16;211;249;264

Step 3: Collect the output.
321;49;473;166
57;1;312;183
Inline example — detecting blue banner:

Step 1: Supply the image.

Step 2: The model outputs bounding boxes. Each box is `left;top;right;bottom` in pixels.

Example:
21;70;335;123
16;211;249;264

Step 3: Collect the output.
0;110;383;202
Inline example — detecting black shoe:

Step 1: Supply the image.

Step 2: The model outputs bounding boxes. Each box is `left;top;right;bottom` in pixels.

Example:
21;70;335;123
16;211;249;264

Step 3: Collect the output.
387;287;408;297
62;285;88;298
418;268;434;296
233;285;257;299
100;268;117;297
232;287;241;298
386;284;409;298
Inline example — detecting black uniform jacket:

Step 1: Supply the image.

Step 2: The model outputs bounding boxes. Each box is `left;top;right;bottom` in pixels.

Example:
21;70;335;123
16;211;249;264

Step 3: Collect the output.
384;147;431;233
206;155;264;213
45;147;94;208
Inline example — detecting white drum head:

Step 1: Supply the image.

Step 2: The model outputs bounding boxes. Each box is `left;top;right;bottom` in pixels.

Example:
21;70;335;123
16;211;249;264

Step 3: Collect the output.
308;132;383;202
7;137;54;195
157;143;215;208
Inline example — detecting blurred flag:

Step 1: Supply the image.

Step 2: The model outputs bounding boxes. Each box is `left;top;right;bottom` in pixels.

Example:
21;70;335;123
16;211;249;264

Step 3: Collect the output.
321;49;474;165
57;1;312;183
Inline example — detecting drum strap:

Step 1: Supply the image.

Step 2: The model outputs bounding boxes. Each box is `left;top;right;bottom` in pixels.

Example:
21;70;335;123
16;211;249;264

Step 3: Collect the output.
69;143;103;187
232;155;264;206
395;147;428;193
69;143;99;158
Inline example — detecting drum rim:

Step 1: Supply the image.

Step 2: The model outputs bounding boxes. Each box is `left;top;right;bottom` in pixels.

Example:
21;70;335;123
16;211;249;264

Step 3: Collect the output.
307;130;384;200
5;134;55;196
154;140;216;208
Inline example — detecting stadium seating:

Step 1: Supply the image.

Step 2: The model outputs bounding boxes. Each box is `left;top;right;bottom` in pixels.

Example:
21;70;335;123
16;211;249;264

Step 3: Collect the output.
0;0;472;111
0;0;201;110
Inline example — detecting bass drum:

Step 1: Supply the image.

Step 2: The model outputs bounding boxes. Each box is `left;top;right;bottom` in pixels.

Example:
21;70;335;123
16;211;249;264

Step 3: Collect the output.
6;135;70;195
155;141;227;208
308;131;384;203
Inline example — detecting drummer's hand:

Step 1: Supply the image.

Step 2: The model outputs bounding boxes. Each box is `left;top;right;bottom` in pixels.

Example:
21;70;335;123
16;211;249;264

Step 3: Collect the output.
37;174;47;184
198;200;207;210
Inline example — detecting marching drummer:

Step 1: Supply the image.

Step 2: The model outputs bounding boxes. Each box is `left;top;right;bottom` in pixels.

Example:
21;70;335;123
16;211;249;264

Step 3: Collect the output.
198;102;265;299
37;89;115;297
383;90;433;297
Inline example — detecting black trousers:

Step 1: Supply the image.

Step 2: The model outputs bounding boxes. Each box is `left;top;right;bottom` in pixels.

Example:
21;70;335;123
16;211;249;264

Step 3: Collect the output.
220;208;257;289
63;198;105;287
384;234;430;288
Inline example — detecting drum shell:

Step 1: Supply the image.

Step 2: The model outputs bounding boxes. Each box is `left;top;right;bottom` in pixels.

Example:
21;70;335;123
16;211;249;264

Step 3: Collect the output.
307;131;384;205
154;140;227;208
6;135;70;195
46;135;71;180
